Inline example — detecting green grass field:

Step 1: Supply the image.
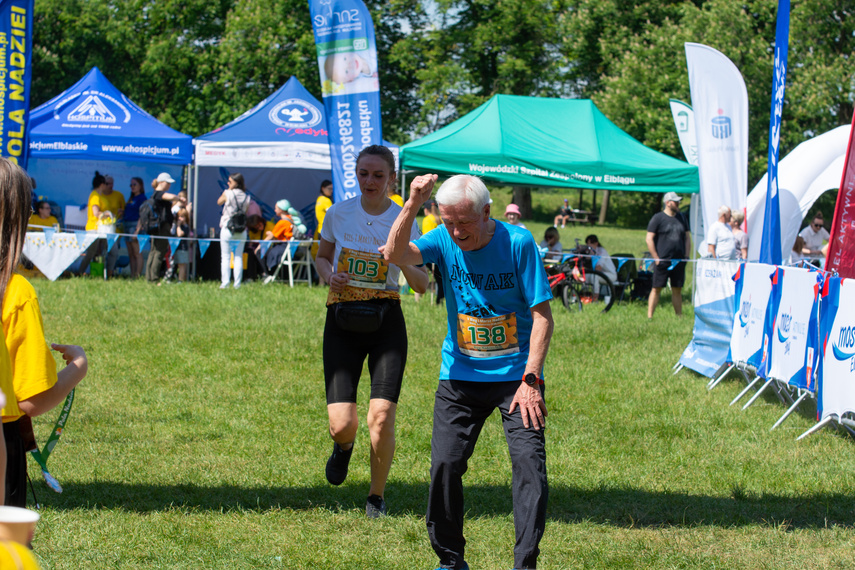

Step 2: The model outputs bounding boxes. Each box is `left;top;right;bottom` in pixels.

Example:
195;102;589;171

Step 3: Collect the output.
21;270;855;569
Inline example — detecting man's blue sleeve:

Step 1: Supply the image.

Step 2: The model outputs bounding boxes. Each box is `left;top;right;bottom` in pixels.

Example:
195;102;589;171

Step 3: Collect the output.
413;227;441;266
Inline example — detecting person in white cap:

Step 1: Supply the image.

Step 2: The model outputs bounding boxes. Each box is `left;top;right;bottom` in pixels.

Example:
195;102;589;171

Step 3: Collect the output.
645;192;691;319
145;173;178;282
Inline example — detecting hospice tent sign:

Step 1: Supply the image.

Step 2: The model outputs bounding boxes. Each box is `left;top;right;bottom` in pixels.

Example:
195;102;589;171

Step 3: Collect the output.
0;0;32;168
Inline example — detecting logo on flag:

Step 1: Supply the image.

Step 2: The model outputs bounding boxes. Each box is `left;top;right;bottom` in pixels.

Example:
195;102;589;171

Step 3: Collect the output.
711;110;732;139
268;99;323;129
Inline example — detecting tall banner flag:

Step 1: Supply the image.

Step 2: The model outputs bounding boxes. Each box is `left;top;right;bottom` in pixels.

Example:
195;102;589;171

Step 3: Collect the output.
685;43;749;252
758;0;790;265
308;0;383;203
0;0;33;168
825;109;855;278
669;99;705;253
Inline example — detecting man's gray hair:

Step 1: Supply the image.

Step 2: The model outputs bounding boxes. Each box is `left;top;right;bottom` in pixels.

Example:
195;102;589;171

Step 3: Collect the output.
435;175;491;213
718;205;731;219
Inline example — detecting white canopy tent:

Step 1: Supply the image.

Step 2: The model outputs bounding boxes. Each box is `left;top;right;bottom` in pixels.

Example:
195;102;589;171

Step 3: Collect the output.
747;125;851;262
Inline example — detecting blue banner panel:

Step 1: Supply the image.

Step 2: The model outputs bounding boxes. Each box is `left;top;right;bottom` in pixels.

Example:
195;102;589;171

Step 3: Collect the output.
308;0;383;202
759;0;790;265
0;0;33;169
679;259;737;378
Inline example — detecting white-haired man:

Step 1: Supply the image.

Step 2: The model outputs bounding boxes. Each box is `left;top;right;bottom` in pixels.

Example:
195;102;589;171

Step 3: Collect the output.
706;205;737;260
384;174;553;570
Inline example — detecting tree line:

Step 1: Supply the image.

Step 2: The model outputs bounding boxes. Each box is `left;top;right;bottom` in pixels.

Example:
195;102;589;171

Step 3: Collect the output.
33;0;853;192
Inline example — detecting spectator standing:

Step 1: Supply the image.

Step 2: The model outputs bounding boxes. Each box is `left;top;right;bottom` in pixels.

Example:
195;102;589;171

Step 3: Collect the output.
384;173;554;570
124;177;147;278
706;205;737;260
145;173;178;283
217;172;250;289
730;209;748;260
646;192;691;318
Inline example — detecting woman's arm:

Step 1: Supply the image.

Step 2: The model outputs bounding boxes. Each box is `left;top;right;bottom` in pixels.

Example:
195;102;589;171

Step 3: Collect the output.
217;191;229;206
400;264;429;294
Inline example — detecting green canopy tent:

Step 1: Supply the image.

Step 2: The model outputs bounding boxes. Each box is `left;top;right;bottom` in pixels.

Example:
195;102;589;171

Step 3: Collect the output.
400;95;699;194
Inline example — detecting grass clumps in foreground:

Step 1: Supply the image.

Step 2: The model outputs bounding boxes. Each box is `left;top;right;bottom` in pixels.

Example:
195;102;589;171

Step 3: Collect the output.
24;277;855;569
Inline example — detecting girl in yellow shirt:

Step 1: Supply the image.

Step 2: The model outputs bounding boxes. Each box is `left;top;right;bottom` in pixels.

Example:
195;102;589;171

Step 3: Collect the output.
0;158;88;507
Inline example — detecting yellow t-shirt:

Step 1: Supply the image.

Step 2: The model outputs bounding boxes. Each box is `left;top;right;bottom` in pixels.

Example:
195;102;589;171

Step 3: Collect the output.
248;220;275;242
85;190;107;231
422;214;439;235
101;190;126;216
1;274;58;422
27;214;58;230
389;194;404;207
0;540;41;569
314;195;333;239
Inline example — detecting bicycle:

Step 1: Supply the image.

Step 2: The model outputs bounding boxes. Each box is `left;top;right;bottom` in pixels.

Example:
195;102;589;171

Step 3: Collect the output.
544;241;616;313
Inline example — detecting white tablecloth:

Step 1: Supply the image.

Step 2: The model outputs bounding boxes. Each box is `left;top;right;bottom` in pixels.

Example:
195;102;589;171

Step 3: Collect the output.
23;231;98;281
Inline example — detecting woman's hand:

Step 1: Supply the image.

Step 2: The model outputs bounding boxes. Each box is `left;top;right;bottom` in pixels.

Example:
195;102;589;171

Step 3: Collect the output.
328;271;350;293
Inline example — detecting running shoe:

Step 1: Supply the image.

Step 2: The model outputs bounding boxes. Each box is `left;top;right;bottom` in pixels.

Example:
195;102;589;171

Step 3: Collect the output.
325;442;353;486
365;494;386;518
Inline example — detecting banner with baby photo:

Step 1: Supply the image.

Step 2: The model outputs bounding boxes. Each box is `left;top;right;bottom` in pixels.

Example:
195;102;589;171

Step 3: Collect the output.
308;0;383;203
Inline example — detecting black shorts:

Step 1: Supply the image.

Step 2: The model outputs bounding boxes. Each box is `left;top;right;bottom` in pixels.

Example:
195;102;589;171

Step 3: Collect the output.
323;300;407;404
652;260;686;288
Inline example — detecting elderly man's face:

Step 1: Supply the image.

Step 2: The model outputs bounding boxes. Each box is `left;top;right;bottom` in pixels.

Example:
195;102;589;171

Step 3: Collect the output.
439;200;492;252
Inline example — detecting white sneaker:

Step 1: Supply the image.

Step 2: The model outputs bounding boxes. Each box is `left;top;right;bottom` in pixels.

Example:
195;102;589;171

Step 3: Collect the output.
219;283;229;289
263;275;276;284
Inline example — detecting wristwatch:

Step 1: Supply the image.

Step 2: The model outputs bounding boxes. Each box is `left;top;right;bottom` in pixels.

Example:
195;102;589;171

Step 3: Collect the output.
523;373;543;387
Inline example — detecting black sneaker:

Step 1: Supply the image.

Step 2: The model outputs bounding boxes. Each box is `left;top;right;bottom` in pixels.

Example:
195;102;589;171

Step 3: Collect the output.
325;442;353;486
366;494;387;518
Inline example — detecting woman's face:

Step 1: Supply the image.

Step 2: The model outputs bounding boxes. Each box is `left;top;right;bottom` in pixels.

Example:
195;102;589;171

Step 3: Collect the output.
130;180;142;195
505;212;519;223
227;177;237;189
321;184;333;197
37;203;52;219
356;155;395;204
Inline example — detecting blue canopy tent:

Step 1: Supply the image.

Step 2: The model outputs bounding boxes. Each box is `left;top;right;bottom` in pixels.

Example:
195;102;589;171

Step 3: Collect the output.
193;77;334;237
193;76;399;236
26;67;193;217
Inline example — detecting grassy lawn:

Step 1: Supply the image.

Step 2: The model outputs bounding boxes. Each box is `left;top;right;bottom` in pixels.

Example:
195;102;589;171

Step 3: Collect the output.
20;267;855;569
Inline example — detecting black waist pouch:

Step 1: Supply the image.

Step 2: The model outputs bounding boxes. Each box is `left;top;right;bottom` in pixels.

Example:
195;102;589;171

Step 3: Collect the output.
334;300;393;333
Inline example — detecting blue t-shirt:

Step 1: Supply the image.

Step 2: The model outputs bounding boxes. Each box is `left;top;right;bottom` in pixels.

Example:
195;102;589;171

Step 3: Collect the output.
414;220;552;382
124;193;147;223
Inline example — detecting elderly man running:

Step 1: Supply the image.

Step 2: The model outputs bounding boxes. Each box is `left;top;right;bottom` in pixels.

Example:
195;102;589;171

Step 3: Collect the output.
384;174;554;570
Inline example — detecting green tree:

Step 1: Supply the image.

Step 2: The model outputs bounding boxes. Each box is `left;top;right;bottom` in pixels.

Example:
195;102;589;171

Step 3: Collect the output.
392;0;571;135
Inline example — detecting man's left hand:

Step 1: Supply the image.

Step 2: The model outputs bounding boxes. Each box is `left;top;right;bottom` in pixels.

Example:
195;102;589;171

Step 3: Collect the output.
510;382;547;430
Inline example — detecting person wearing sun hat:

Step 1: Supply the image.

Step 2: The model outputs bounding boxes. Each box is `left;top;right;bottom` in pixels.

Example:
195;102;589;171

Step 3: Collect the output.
504;203;527;229
645;191;691;318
